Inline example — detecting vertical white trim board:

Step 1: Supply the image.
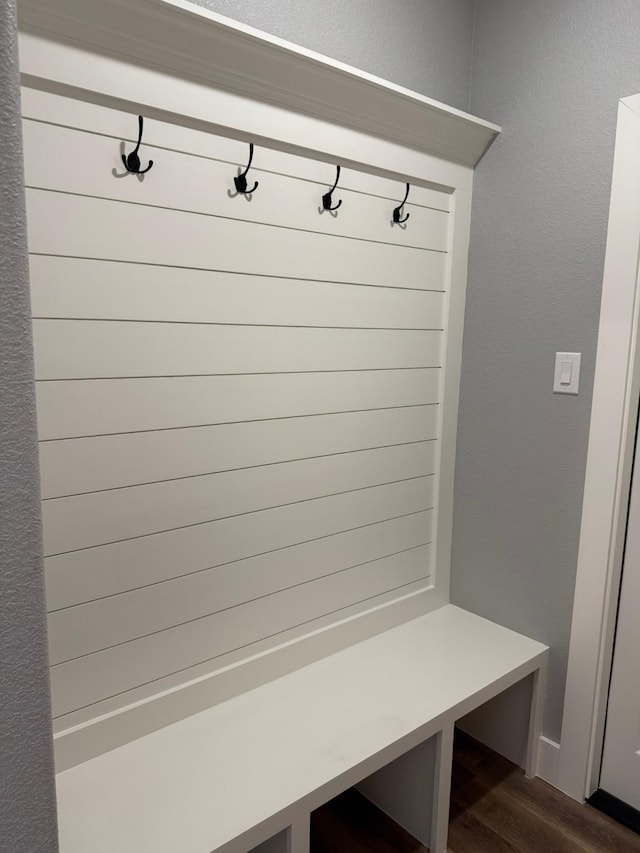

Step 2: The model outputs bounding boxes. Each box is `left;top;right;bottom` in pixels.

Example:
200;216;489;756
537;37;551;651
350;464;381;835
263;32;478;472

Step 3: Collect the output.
17;0;499;169
558;95;640;801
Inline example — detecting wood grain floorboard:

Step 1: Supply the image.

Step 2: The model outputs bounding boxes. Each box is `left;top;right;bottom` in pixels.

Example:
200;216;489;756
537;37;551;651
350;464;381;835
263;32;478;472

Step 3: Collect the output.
309;729;640;852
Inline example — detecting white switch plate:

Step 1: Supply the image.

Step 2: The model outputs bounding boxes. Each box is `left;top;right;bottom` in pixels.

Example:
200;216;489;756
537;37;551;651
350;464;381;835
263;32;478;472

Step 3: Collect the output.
554;352;581;394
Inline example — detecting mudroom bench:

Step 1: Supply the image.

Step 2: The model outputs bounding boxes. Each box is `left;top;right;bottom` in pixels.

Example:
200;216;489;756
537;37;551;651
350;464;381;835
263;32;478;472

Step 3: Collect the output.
17;4;541;852
55;605;547;853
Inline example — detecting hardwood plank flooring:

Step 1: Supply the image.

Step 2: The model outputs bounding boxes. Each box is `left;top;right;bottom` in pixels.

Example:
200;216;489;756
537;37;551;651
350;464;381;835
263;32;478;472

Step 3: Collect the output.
310;729;640;852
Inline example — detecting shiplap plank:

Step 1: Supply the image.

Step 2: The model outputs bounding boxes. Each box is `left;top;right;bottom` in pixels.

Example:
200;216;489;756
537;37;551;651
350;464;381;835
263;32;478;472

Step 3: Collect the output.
29;257;445;328
33;320;441;380
35;370;440;440
43;443;435;555
50;544;431;716
48;512;432;663
23;120;450;252
21;88;452;212
45;480;433;610
26;190;447;290
40;408;438;498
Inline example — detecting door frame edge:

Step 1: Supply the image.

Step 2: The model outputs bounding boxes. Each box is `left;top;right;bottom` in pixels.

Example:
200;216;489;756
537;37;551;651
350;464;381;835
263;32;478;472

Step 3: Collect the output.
557;95;640;801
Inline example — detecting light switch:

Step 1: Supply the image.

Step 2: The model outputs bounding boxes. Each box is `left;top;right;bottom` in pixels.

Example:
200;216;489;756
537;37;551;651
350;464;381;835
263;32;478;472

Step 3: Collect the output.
554;352;581;395
560;360;573;385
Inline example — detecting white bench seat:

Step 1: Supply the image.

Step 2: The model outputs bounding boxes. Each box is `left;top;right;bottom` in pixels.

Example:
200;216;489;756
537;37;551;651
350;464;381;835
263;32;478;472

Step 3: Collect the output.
55;605;547;853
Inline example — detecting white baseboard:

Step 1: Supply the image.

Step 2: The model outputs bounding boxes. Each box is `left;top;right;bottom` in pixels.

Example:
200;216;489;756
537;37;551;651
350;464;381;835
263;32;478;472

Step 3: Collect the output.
536;735;561;787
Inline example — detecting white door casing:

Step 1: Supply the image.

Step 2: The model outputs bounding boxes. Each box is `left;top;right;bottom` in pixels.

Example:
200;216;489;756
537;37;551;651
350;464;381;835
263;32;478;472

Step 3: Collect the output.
559;95;640;800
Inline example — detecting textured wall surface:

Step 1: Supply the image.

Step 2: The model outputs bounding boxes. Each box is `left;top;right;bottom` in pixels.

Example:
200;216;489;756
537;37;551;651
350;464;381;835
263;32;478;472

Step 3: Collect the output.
452;0;640;741
0;0;59;849
189;0;476;110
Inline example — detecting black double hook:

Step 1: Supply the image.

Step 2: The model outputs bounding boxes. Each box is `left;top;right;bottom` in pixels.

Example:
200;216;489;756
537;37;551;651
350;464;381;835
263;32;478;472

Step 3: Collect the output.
322;166;343;211
122;116;153;175
234;143;259;195
393;183;411;224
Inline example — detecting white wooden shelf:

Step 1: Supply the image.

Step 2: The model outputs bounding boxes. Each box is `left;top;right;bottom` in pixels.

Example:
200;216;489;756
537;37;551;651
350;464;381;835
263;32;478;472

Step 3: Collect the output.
17;0;499;169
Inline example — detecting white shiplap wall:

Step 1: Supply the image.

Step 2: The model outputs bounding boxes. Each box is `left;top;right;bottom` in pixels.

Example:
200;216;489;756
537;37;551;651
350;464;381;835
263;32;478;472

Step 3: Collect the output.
22;88;451;733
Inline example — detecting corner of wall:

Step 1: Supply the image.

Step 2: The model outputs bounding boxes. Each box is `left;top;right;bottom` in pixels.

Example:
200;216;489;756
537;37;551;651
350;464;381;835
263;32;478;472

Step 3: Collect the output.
0;0;59;849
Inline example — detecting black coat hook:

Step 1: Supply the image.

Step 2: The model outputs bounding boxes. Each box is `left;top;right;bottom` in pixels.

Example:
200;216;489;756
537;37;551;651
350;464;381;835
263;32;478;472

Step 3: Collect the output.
393;183;411;224
322;166;343;211
122;116;153;174
234;143;259;195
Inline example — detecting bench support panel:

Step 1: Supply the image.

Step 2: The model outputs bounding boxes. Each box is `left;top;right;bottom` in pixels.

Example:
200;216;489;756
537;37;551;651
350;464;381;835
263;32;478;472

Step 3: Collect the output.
526;665;547;779
356;724;454;853
288;814;310;853
431;723;455;853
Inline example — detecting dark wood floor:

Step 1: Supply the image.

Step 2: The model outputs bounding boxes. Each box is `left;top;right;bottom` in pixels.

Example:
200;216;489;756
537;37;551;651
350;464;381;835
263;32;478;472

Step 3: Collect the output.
310;730;640;852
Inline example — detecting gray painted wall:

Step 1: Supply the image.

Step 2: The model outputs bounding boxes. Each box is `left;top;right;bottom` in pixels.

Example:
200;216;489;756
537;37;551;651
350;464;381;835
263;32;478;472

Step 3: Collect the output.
452;0;640;742
190;0;476;112
0;0;59;849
